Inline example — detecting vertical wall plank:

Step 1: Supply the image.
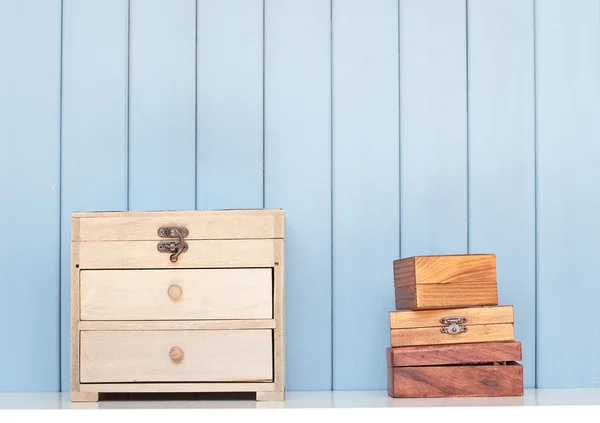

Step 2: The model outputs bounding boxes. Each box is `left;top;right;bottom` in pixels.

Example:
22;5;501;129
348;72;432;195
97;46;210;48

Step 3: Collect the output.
536;0;600;388
332;0;399;390
0;0;61;391
61;0;128;390
196;0;264;209
468;0;536;388
399;0;467;257
264;0;332;391
129;0;196;211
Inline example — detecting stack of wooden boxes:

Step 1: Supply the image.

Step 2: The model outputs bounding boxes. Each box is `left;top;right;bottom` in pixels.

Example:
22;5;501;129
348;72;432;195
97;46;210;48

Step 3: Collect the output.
387;254;524;398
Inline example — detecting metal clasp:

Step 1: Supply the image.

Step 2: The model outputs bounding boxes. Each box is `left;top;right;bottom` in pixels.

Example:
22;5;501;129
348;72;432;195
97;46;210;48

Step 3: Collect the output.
440;316;468;335
157;227;189;262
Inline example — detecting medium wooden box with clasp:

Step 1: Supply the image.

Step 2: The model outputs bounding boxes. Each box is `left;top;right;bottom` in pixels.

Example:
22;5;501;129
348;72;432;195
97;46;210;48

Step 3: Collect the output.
393;254;498;310
390;305;515;347
70;209;285;402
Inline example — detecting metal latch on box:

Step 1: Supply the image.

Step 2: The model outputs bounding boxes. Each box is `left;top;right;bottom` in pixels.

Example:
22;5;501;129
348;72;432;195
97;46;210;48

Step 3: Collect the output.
440;316;468;334
157;226;189;263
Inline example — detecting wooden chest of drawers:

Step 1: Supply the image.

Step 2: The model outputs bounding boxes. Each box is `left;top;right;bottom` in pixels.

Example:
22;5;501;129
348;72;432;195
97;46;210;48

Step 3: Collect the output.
70;210;285;402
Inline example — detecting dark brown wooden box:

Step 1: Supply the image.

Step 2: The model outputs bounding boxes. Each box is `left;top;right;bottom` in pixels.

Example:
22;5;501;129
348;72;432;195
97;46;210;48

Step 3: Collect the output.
387;342;524;398
394;254;498;310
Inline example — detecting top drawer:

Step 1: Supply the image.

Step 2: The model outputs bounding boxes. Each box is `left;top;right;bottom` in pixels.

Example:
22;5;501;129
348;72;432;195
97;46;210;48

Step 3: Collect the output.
72;209;284;241
80;268;273;321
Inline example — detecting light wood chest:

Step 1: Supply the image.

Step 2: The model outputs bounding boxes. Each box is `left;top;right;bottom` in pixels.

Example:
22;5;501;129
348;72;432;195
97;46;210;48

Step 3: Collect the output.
70;210;285;402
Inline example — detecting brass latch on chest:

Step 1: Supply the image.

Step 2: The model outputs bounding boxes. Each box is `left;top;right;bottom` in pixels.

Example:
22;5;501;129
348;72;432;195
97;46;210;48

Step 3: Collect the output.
440;316;468;335
157;227;189;262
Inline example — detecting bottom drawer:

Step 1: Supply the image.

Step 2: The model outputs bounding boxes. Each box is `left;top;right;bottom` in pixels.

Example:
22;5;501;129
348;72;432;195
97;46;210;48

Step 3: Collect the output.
80;330;273;383
388;362;523;398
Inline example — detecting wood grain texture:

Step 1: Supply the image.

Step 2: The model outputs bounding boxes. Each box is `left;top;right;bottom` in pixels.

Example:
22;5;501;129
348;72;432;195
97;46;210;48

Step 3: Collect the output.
390;305;514;329
70;226;81;395
79;268;272;321
80;330;273;383
391;323;514;347
75;239;276;269
273;239;286;398
394;254;496;286
73;210;284;241
386;342;522;367
60;0;129;390
395;282;498;310
415;254;496;283
394;284;417;310
388;363;523;398
0;0;61;391
392;258;415;287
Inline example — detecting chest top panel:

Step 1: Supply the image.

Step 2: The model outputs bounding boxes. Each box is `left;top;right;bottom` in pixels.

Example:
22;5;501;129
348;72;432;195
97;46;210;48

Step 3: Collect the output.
72;209;284;242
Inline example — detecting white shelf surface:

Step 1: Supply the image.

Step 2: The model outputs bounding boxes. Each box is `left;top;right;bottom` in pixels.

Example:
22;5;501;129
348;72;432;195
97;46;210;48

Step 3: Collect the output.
0;389;599;409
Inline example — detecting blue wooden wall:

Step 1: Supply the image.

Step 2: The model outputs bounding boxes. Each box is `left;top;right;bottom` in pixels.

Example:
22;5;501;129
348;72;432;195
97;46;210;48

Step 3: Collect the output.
0;0;598;392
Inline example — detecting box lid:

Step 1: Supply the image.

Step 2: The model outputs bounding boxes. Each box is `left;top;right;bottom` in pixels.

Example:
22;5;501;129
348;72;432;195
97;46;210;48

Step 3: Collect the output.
71;209;284;241
394;254;496;286
386;342;522;367
390;305;513;329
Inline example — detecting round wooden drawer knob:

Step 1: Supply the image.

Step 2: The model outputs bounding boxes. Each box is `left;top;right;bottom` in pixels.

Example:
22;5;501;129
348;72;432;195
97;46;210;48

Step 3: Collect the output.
169;346;184;363
168;284;183;300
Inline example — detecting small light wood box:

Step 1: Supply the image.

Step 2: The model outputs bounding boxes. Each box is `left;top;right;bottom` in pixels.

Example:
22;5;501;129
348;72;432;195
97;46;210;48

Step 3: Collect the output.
387;342;524;398
70;210;285;402
394;254;498;310
390;305;515;347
